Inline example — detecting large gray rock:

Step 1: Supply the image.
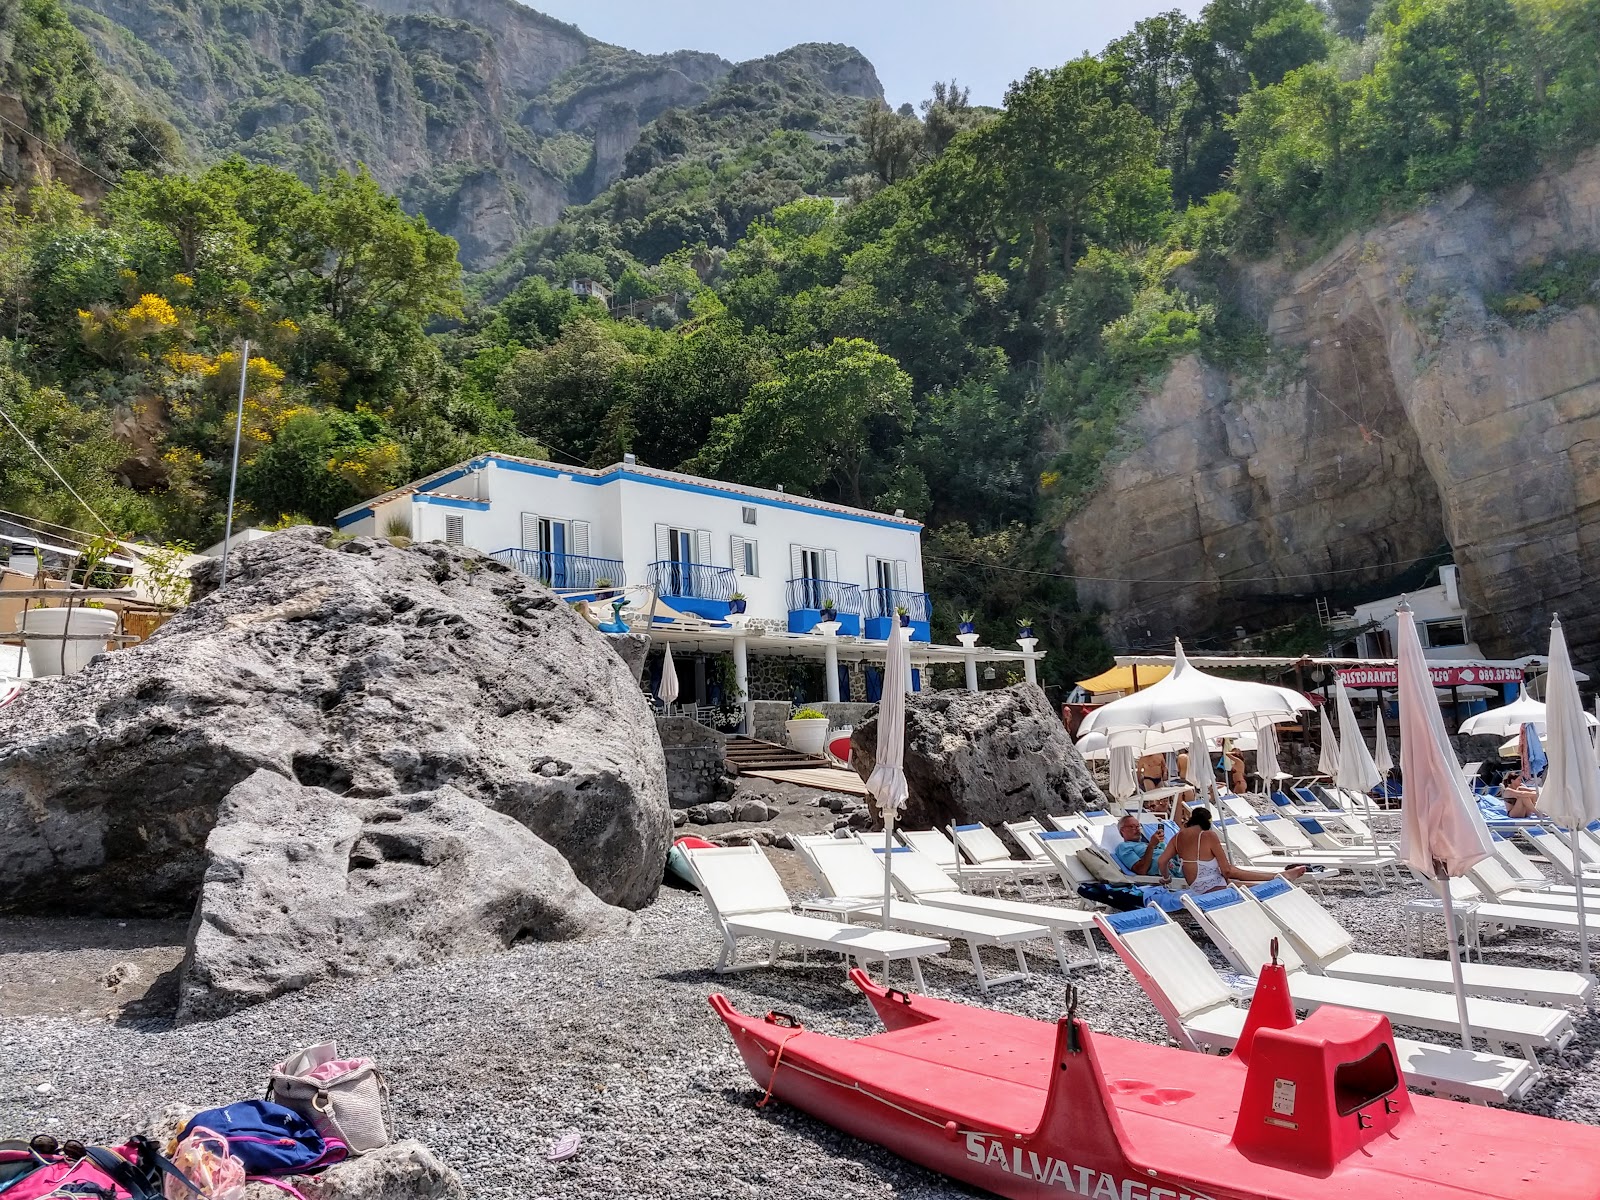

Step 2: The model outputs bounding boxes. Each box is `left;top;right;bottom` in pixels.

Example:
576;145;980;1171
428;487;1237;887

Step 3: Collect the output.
285;1140;465;1200
177;771;632;1023
851;684;1106;832
0;528;670;915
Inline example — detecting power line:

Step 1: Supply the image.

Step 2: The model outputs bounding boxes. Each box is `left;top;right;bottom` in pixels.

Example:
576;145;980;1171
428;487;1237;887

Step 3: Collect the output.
0;388;116;537
0;111;119;191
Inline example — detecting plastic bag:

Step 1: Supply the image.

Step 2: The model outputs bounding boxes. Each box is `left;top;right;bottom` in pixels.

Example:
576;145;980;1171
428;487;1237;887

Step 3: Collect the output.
166;1127;246;1200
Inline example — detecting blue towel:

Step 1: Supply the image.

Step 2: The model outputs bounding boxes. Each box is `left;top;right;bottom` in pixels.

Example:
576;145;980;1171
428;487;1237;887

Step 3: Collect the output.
1523;723;1548;780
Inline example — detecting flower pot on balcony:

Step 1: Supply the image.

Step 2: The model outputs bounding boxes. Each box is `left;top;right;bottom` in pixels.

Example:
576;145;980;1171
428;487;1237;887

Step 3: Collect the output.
899;612;912;628
785;716;830;755
729;597;747;614
958;620;976;635
1017;625;1034;640
820;605;837;623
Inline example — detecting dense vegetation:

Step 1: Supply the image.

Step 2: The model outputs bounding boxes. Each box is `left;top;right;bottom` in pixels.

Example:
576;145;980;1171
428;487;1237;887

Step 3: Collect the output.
4;0;1600;683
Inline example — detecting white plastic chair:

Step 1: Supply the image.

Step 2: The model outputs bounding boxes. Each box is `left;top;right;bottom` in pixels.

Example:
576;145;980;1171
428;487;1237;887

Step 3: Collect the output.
682;844;948;986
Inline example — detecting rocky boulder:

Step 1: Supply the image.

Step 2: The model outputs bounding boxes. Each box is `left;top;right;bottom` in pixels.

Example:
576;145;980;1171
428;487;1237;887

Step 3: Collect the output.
851;684;1106;832
0;528;670;916
177;771;632;1023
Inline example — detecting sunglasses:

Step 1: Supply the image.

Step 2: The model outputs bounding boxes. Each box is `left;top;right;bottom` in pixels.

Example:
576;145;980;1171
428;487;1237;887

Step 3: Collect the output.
29;1136;86;1160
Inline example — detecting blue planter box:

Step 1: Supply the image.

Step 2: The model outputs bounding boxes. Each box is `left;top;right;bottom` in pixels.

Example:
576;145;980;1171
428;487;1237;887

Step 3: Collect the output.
788;608;861;636
662;594;732;621
864;616;930;642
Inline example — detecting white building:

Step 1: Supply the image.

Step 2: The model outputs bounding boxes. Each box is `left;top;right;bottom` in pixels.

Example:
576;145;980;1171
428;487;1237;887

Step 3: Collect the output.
1330;564;1474;661
335;452;933;642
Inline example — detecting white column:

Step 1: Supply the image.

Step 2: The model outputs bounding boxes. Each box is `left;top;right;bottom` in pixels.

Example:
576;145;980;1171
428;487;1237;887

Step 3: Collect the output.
964;653;979;693
824;638;841;703
1017;637;1040;686
732;633;750;734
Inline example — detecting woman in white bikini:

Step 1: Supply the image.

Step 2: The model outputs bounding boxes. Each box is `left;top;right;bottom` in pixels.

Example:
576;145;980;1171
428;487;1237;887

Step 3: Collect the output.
1157;807;1307;894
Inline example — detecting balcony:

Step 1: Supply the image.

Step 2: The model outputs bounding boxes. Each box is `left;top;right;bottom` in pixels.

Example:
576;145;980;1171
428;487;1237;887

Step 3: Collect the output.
649;560;737;620
864;587;932;643
492;549;626;597
786;578;864;636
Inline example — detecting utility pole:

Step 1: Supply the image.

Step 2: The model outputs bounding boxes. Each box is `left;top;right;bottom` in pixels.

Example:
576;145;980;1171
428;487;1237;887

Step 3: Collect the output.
219;340;250;588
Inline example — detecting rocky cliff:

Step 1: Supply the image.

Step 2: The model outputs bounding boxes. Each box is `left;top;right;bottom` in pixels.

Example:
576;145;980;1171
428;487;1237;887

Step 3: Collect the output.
66;0;879;268
1065;147;1600;673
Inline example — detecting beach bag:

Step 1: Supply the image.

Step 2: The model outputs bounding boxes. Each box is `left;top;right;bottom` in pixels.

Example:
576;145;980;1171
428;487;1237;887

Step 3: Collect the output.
1076;881;1147;913
1;1140;43;1191
178;1104;345;1178
1;1139;194;1200
164;1129;245;1200
267;1045;389;1155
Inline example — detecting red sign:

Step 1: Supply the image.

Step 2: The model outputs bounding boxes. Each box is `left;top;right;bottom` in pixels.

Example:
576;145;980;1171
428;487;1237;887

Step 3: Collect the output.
1335;664;1523;688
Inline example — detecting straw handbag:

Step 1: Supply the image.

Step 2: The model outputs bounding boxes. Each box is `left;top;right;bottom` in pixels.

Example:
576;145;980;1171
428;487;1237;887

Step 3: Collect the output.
267;1044;391;1154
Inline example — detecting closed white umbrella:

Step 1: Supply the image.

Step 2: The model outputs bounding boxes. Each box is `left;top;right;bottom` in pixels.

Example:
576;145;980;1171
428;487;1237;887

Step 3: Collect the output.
1317;706;1340;778
1334;679;1384;860
1256;723;1284;786
1108;743;1138;801
867;624;912;956
658;643;680;714
1373;703;1394;775
1537;616;1600;975
1397;602;1494;1049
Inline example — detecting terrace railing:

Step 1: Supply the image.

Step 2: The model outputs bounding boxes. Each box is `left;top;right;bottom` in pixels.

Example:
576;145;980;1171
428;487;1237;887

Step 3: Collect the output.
492;549;626;592
786;577;864;615
865;587;931;622
648;560;736;601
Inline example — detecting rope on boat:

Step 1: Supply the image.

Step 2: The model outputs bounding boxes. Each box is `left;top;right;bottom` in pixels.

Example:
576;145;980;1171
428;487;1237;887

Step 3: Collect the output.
757;1029;805;1108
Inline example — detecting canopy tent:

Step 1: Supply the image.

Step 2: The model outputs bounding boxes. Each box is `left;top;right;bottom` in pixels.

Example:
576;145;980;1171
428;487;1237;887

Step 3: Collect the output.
1075;663;1170;697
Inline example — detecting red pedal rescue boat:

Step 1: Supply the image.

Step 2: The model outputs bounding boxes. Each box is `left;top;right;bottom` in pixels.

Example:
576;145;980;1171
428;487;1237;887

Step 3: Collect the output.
711;964;1600;1200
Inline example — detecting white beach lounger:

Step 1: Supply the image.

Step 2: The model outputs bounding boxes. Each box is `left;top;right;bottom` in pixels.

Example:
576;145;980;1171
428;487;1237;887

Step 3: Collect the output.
1491;831;1558;886
1246;876;1592;1006
1032;829;1102;892
681;844;948;987
1463;857;1600;914
875;845;1098;972
1217;818;1398;890
1182;888;1573;1062
1001;818;1052;862
894;828;1032;889
796;837;1053;991
1094;907;1537;1105
1521;826;1600;881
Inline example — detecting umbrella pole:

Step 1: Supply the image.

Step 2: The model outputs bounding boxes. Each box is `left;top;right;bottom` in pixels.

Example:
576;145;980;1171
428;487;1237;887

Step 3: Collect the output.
1436;859;1475;1050
1575;836;1591;979
882;805;895;984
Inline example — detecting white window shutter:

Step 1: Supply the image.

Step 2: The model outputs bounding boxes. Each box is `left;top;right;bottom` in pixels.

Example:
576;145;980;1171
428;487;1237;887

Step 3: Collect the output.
520;512;540;550
572;521;590;557
866;555;880;591
694;529;712;565
823;549;838;581
895;559;909;592
790;543;803;580
445;514;464;545
655;524;670;563
730;535;746;574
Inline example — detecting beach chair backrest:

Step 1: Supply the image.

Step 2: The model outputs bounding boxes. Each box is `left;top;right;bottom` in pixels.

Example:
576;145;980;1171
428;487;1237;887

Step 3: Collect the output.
953;823;1015;865
1003;819;1049;861
1219;794;1257;824
1046;812;1093;835
899;828;958;867
1082;809;1117;827
1491;831;1548;883
1036;831;1095;885
1220;818;1274;862
1098;908;1234;1021
877;845;960;897
1247;877;1353;964
1468;856;1522;899
1256;812;1314;850
803;838;889;898
1269;791;1297;810
1183;888;1307;976
683;845;792;917
1519;826;1575;877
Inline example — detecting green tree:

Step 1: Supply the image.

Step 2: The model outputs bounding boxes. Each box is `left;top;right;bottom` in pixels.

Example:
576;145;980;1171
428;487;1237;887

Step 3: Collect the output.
693;338;912;506
495;316;634;464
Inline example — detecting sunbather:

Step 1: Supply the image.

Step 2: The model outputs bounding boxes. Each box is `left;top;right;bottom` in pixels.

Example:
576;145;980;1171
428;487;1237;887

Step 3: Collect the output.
1157;807;1307;895
1113;814;1173;878
1137;752;1166;791
1501;780;1540;819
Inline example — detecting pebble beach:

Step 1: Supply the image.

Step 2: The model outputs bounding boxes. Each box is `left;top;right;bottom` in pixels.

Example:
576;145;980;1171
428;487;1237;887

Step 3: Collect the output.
3;836;1600;1200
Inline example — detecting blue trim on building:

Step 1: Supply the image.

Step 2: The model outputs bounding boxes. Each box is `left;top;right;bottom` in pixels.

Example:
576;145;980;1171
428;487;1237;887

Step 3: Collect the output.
334;509;370;529
415;495;490;512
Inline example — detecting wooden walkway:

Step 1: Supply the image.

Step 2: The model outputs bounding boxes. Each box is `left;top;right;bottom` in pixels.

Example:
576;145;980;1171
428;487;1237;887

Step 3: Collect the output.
742;766;869;796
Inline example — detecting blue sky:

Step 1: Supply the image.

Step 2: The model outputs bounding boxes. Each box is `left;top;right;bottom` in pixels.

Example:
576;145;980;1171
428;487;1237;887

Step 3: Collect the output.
525;1;1208;110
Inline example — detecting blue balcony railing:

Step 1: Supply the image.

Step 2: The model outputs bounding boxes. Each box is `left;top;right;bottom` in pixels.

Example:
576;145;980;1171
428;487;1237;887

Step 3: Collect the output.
648;560;736;602
492;549;626;592
865;587;931;622
786;578;864;614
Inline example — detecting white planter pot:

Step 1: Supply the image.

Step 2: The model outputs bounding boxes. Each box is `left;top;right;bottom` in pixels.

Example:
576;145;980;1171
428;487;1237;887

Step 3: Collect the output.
18;607;119;677
785;717;830;755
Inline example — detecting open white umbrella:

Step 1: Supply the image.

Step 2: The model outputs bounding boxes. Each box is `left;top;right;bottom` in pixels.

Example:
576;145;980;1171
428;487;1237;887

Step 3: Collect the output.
1458;685;1596;737
866;624;912;957
1317;706;1340;778
658;643;680;714
1373;704;1394;775
1334;679;1384;860
1537;616;1600;975
1397;602;1494;1049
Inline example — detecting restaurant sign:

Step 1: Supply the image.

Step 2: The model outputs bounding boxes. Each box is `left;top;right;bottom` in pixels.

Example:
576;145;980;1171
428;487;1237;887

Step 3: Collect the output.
1336;664;1523;688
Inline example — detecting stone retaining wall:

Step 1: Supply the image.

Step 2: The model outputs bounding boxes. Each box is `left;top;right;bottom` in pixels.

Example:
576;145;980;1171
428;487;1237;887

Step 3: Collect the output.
656;717;732;810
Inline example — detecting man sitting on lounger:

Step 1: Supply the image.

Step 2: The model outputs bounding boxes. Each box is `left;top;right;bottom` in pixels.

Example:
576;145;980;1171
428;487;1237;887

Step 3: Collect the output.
1114;814;1174;879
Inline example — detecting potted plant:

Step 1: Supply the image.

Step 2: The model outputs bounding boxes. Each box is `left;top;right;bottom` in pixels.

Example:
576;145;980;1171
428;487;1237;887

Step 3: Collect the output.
728;591;747;614
1016;616;1035;639
958;610;976;635
897;605;912;628
819;597;837;622
785;706;830;755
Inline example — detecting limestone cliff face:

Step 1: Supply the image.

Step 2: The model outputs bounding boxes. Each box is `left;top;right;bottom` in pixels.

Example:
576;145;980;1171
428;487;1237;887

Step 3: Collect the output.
1065;147;1600;672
